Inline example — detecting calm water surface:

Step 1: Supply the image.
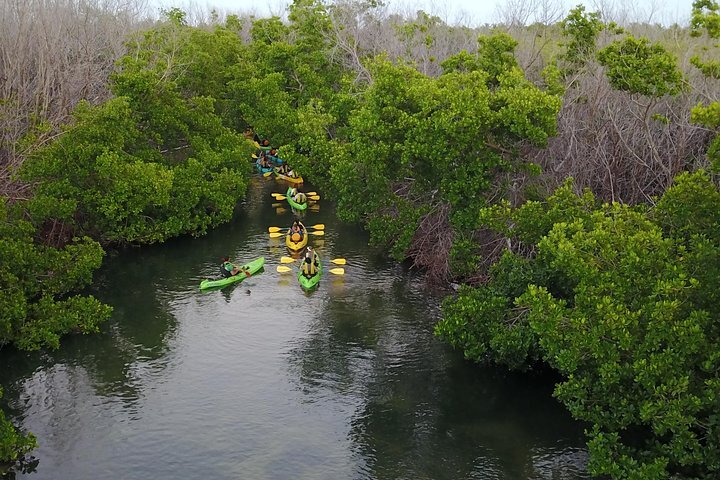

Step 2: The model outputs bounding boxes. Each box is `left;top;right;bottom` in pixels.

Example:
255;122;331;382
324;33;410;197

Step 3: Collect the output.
0;178;589;479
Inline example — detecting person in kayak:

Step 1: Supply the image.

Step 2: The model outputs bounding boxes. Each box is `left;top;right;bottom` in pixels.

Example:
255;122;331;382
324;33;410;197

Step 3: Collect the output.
289;221;304;242
257;151;273;169
276;163;290;175
293;191;307;205
221;257;251;278
288;187;298;198
301;247;319;278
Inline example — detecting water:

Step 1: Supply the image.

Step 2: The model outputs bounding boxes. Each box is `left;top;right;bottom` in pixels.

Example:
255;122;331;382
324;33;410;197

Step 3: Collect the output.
0;177;589;479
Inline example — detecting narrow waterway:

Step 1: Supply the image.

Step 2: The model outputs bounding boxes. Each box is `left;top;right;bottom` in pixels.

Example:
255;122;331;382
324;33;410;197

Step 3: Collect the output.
0;177;589;479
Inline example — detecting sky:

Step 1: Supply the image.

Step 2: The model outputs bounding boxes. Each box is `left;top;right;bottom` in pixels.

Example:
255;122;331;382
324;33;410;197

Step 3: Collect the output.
153;0;696;27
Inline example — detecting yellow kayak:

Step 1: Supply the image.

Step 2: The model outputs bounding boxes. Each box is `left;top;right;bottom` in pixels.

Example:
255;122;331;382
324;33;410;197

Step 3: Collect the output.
274;169;304;184
285;222;308;251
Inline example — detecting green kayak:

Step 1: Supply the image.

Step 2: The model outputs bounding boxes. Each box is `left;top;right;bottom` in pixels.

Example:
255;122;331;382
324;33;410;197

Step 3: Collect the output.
297;254;322;290
200;257;265;290
286;187;308;211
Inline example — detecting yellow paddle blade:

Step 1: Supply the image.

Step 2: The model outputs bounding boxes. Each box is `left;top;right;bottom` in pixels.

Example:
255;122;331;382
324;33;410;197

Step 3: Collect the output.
280;256;296;263
305;192;317;196
263;170;273;177
268;226;282;233
308;224;325;230
271;193;285;199
329;268;345;275
277;266;292;273
309;230;325;236
308;195;320;201
269;232;284;238
330;258;346;265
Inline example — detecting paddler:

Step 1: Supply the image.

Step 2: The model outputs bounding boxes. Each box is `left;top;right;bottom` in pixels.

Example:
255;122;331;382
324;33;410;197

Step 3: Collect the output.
221;257;251;278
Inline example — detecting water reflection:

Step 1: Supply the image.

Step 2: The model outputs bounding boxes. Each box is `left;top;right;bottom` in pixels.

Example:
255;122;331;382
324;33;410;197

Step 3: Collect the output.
287;262;589;479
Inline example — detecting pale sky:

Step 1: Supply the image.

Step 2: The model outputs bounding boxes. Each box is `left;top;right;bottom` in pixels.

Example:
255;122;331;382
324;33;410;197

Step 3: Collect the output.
154;0;695;27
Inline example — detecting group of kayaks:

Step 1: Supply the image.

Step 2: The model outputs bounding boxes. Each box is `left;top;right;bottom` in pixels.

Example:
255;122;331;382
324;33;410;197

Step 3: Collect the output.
199;134;336;291
253;141;304;184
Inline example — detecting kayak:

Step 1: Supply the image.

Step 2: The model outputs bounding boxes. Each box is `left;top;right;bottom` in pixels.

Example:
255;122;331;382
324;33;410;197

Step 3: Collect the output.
297;253;322;290
255;160;273;174
254;141;272;151
285;222;308;251
200;257;265;290
275;169;304;184
267;154;284;165
286;187;308;211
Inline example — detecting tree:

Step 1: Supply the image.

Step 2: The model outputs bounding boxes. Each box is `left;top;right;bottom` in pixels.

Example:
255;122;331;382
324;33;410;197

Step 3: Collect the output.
597;36;685;98
558;5;603;73
22;10;252;245
437;172;720;479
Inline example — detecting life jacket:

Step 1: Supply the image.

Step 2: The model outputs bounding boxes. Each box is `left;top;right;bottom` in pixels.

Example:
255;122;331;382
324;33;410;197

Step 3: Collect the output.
221;261;234;277
294;193;306;204
302;257;317;276
291;232;302;242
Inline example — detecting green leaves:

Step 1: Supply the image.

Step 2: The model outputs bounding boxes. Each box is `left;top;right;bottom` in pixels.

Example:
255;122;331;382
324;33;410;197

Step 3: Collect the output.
0;387;37;465
691;0;720;38
438;175;720;478
559;5;604;70
0;198;110;352
23;19;252;245
597;36;685;97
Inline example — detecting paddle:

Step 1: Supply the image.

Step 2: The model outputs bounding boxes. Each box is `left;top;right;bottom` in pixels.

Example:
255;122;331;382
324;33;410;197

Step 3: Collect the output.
308;195;320;201
270;231;323;238
226;262;252;278
268;224;325;233
280;256;345;264
271;193;286;199
278;265;344;275
263;170;273;177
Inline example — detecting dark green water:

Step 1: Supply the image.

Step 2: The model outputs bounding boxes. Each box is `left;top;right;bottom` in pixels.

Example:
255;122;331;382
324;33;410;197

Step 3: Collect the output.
0;178;589;479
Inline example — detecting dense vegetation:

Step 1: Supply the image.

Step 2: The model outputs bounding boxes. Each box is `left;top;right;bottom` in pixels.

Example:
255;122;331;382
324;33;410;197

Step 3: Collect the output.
1;0;719;477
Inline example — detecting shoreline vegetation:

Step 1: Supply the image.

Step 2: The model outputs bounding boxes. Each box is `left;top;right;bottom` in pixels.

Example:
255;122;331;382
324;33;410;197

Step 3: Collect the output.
1;0;719;477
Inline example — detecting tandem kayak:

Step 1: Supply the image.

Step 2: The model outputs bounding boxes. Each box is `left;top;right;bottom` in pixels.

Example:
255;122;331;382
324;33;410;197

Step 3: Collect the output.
285;222;308;251
275;169;304;184
286;187;308;211
297;254;322;290
200;257;265;290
